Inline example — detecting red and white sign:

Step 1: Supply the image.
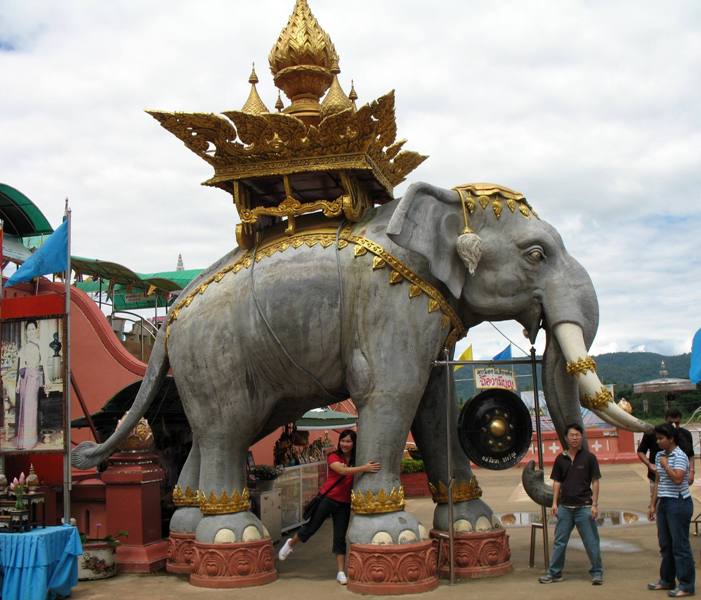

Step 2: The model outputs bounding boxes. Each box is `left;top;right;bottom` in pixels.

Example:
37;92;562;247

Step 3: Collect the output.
473;367;517;391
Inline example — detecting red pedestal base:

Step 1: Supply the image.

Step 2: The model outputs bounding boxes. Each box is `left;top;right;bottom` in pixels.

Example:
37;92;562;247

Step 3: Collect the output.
347;540;438;595
116;539;169;573
189;538;276;588
166;532;196;574
430;528;512;579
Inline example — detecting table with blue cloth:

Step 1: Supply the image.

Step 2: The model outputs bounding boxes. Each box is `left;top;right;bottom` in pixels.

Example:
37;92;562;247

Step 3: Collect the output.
0;525;82;600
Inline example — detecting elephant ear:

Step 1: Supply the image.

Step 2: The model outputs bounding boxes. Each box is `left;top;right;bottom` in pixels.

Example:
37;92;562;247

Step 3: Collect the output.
386;182;465;298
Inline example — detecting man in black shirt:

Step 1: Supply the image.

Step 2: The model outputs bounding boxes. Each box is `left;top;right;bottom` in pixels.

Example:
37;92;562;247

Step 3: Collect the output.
539;423;603;585
637;408;695;499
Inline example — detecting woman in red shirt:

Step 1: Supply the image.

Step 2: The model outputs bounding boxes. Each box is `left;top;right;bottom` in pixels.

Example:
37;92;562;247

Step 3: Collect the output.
277;429;381;584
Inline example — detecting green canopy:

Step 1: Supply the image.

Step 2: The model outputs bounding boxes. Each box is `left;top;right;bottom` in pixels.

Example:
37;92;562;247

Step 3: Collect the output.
295;408;357;431
73;260;203;311
0;183;54;237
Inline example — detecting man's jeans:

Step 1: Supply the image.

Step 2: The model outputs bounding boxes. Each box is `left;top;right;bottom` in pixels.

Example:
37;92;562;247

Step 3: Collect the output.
657;496;695;593
548;505;603;578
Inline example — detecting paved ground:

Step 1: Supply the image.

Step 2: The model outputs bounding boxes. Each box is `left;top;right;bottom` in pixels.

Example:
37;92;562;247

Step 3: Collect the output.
72;462;701;599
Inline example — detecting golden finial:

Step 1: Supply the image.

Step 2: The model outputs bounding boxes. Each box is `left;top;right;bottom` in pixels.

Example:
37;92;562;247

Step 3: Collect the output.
275;90;284;112
320;58;352;120
241;63;269;116
268;0;338;124
349;79;358;109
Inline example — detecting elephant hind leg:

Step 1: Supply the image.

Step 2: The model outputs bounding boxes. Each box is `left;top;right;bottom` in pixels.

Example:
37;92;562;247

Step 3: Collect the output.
170;439;202;534
195;434;269;543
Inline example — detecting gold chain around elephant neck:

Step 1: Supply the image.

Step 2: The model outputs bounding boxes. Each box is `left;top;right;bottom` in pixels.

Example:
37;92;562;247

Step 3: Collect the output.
165;222;466;350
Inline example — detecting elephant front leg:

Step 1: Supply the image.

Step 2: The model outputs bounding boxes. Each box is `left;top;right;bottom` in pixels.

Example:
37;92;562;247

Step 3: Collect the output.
346;389;439;594
412;367;512;578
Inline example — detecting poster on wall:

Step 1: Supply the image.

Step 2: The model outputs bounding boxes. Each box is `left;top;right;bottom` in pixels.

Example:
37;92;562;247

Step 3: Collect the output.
0;317;65;452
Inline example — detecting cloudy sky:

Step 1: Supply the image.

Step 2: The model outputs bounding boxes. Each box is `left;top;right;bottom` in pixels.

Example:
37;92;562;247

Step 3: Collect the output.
1;1;699;359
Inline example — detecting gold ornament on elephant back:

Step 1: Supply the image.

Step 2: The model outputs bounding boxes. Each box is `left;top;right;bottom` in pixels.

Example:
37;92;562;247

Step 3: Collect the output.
172;485;200;507
351;487;405;514
147;0;427;249
198;488;251;515
429;478;482;505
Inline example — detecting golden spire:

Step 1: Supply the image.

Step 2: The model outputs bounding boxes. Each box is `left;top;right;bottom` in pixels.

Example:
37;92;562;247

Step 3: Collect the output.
268;0;338;124
275;90;284;112
320;59;352;120
349;80;358;110
241;64;269;116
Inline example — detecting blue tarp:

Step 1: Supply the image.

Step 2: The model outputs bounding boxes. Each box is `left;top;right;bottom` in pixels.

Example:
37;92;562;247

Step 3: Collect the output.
0;525;82;600
691;328;701;384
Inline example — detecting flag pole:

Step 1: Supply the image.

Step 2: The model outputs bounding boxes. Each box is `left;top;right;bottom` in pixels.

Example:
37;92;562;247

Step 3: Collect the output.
63;200;72;525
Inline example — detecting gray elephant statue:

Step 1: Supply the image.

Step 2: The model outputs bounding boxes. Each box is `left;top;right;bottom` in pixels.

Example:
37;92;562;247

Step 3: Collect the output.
73;181;650;546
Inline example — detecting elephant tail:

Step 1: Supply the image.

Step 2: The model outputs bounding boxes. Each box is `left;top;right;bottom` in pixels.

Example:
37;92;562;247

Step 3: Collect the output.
71;325;170;470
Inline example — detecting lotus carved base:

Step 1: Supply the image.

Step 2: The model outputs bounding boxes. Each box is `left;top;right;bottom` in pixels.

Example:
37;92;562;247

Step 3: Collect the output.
189;538;276;588
347;540;438;595
166;532;196;575
430;528;512;579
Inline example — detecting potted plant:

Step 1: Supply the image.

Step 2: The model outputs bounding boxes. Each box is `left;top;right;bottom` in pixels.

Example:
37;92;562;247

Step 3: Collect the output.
78;525;128;581
400;458;430;498
250;465;283;491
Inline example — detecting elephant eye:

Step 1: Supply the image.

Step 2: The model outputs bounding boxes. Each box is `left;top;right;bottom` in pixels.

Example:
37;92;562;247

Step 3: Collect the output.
526;247;545;263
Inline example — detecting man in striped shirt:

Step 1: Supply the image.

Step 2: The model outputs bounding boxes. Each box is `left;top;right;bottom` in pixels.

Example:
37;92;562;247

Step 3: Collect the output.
647;422;695;597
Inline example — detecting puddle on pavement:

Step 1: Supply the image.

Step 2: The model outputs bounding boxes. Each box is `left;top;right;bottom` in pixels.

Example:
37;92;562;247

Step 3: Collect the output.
496;509;649;529
569;538;643;553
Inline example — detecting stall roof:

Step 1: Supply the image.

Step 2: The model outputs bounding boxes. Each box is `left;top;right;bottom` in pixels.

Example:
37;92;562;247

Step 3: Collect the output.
295;408;357;431
72;257;201;293
0;183;54;237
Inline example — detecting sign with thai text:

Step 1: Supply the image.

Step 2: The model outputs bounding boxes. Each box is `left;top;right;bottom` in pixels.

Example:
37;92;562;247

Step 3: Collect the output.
473;367;517;391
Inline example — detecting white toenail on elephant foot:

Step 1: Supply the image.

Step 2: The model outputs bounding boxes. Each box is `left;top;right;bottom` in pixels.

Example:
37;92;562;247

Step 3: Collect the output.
242;525;262;541
213;528;237;543
371;532;393;545
491;515;503;529
418;524;429;540
398;529;417;544
454;519;472;532
262;526;270;539
476;516;491;531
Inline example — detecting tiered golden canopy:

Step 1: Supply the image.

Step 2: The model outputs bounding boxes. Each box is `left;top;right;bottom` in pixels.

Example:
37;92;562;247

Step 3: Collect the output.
148;0;427;248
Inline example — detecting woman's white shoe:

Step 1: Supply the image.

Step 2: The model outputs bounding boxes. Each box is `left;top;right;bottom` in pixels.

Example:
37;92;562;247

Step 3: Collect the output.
336;571;348;585
278;539;294;561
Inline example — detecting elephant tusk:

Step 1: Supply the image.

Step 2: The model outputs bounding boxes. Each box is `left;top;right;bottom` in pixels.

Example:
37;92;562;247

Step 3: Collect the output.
553;323;653;433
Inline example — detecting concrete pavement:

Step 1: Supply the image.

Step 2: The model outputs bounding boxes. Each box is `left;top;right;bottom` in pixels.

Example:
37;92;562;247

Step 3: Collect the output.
72;462;701;599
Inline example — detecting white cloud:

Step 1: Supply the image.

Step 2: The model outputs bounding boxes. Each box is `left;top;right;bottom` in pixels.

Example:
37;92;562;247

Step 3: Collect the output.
1;0;699;355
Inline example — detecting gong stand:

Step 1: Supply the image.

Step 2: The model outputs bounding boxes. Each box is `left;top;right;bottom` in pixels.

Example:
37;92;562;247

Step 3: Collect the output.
433;347;549;584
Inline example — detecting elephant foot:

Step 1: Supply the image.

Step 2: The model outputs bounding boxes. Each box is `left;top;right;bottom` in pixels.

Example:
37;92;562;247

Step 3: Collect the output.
347;510;430;545
429;528;512;579
190;513;276;588
195;512;269;544
433;498;500;532
346;511;438;595
170;506;203;534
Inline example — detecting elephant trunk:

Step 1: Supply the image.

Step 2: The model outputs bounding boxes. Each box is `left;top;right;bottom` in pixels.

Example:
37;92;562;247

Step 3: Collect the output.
522;257;652;506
